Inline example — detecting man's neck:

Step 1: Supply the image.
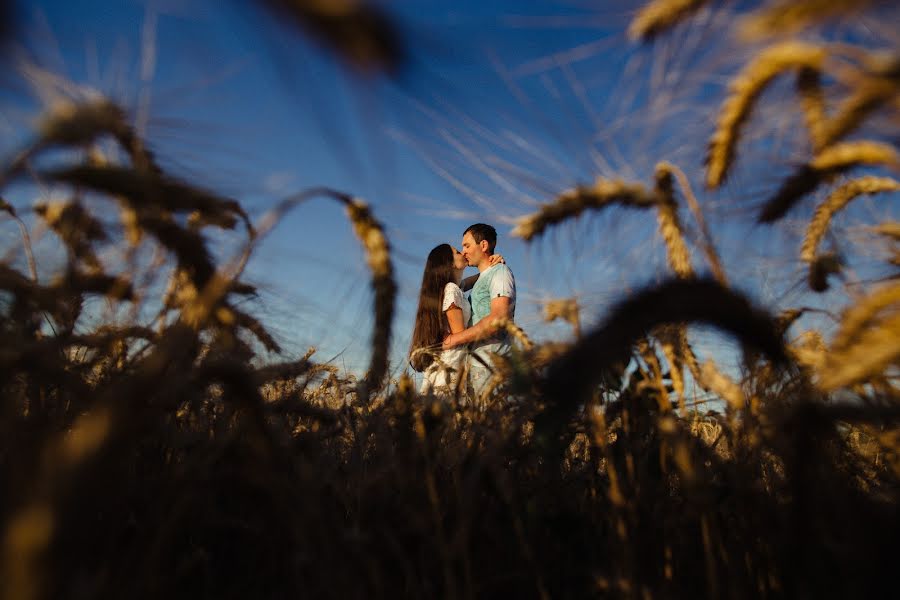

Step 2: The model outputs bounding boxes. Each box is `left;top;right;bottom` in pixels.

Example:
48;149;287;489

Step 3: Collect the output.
477;256;494;272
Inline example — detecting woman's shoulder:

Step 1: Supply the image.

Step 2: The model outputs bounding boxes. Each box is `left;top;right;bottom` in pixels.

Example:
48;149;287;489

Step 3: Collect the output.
443;281;463;294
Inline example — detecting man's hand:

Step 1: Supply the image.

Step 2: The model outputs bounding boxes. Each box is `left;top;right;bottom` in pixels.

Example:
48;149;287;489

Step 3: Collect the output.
442;333;456;351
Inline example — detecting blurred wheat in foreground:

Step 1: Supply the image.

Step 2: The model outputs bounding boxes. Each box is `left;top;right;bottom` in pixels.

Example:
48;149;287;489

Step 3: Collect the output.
2;1;900;599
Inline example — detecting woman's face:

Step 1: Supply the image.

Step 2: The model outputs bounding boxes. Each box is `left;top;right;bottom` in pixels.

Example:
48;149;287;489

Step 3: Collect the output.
452;246;466;270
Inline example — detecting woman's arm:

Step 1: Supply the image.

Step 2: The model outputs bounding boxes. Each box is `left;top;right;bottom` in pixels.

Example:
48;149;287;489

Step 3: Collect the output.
445;304;466;334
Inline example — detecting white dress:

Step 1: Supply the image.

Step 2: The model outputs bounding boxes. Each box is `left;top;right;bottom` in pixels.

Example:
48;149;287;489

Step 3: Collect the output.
420;282;471;394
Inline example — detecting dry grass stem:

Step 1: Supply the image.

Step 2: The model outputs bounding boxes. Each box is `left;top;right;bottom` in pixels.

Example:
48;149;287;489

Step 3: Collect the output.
706;41;826;189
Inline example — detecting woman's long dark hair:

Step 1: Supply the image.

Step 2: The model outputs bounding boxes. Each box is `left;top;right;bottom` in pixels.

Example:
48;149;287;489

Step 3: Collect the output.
409;244;456;372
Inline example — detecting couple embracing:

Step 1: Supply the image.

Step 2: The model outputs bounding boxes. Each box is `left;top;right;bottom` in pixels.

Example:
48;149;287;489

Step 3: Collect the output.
409;223;516;401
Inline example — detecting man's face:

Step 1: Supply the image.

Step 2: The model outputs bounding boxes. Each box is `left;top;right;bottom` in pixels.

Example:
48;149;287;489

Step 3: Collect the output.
461;231;484;266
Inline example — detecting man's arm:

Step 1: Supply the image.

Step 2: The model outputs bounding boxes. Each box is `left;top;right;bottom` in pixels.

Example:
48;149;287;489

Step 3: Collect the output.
443;296;510;349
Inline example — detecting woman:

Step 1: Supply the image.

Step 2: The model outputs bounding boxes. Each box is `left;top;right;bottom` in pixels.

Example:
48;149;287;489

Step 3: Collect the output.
408;244;502;395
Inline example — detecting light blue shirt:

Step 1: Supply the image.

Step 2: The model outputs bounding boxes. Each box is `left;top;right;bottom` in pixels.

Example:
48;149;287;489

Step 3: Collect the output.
470;263;516;326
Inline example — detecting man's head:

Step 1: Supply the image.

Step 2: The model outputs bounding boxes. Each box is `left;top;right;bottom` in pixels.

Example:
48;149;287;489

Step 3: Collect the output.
461;223;497;269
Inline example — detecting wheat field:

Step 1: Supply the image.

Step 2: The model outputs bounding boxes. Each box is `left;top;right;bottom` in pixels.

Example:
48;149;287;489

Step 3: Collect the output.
1;1;899;599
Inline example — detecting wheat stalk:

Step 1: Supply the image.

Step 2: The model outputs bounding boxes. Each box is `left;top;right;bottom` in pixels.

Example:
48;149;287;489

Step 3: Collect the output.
699;360;744;411
801;176;900;262
249;188;395;400
34;200;108;271
818;312;900;391
628;0;710;41
536;279;787;455
489;317;534;351
831;281;900;353
543;298;581;338
759;141;900;223
819;78;898;148
796;67;828;152
511;178;657;241
654;165;694;279
871;222;900;239
1;196;37;281
706;41;826;189
739;0;870;41
657;162;727;285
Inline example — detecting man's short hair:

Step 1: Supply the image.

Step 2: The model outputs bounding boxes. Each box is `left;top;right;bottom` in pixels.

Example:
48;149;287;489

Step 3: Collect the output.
464;223;497;254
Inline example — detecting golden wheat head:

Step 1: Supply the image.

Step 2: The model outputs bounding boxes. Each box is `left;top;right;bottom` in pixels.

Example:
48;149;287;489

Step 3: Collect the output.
801;176;900;265
628;0;710;41
706;41;826;189
759;141;900;223
512;178;657;242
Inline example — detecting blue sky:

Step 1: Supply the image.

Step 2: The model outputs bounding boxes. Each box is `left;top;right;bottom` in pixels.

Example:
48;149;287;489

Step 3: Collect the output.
3;1;898;380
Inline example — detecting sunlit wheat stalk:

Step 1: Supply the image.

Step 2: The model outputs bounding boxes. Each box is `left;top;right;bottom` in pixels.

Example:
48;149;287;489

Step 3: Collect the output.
831;281;900;353
739;0;871;41
654;165;694;279
820;77;899;148
796;67;828;152
543;298;581;338
706;41;826;189
251;188;395;399
818;311;900;391
511;179;657;242
759;140;900;222
657;162;727;285
801;176;900;264
628;0;710;41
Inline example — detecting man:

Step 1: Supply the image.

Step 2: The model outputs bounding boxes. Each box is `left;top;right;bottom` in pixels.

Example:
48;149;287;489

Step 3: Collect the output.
442;223;516;400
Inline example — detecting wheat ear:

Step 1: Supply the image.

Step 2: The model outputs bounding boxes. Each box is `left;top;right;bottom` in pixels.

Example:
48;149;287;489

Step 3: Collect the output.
511;178;657;241
801;176;900;262
535;279;786;456
654;164;694;279
738;0;870;41
831;281;900;353
699;360;744;411
706;41;826;189
759;141;900;223
543;298;581;338
250;188;395;400
796;67;828;152
657;162;727;285
489;317;535;351
820;78;898;148
869;221;900;241
818;312;900;391
628;0;710;41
